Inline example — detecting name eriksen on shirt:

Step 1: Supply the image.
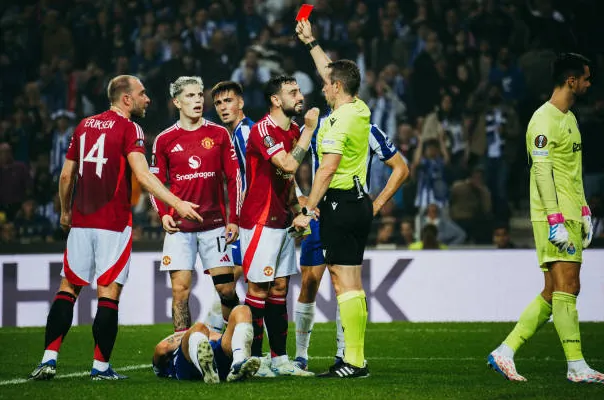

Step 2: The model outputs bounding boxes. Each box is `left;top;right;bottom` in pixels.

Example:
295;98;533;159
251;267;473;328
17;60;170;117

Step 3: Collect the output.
84;119;116;130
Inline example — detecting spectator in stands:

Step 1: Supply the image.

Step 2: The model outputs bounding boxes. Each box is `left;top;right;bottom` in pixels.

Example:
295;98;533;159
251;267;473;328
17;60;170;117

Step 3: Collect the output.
492;222;516;249
1;222;17;243
282;55;314;98
489;47;525;105
396;122;418;162
0;142;31;220
399;218;415;246
412;134;449;212
408;224;447;250
370;18;407;73
13;198;53;243
231;48;271;110
450;166;492;244
422;92;468;181
410;29;443;117
375;217;396;248
367;73;406;141
419;203;466;245
49;110;75;181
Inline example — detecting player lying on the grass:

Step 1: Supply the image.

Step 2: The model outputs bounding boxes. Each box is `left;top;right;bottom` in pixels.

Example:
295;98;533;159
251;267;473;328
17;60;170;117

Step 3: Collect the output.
487;52;603;384
152;305;260;383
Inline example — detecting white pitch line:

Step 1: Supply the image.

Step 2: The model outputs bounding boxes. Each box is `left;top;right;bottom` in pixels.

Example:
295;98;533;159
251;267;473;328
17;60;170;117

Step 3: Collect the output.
0;363;150;386
4;356;604;386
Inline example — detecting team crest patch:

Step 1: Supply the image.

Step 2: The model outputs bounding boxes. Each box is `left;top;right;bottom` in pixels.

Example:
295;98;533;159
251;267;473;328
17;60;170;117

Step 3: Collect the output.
201;137;214;149
263;266;274;276
135;139;145;147
162;256;171;266
535;135;548;148
567;244;576;255
263;136;276;148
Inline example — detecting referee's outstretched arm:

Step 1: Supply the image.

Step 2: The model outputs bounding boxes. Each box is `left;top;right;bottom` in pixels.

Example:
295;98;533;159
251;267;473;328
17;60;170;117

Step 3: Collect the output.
295;19;332;84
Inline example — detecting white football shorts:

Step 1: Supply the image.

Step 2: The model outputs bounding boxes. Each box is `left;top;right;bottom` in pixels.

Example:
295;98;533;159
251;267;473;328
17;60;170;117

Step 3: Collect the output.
62;226;132;286
160;226;235;272
240;225;298;283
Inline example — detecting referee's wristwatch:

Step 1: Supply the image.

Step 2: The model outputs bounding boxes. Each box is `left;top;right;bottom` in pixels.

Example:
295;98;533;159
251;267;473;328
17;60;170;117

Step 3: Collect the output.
301;207;316;218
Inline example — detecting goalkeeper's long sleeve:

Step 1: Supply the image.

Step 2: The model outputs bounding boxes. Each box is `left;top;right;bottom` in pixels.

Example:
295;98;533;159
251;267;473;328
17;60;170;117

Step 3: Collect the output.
533;161;561;216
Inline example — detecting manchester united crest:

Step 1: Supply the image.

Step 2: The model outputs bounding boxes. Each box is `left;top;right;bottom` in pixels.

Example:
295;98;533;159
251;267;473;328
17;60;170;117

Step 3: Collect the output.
263;266;274;276
201;137;214;149
162;256;171;266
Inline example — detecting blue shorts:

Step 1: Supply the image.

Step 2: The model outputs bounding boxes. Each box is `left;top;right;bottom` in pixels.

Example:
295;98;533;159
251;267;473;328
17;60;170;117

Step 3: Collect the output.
171;338;231;381
173;345;202;380
231;239;242;266
299;219;325;266
210;338;232;381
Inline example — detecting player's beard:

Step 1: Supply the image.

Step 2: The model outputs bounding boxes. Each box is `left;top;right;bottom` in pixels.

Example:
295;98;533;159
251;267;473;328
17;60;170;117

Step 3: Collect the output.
283;101;304;118
131;100;147;118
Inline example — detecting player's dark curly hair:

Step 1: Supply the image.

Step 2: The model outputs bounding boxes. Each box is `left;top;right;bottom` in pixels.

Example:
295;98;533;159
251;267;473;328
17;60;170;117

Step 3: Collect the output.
264;75;297;107
552;53;591;88
328;59;361;96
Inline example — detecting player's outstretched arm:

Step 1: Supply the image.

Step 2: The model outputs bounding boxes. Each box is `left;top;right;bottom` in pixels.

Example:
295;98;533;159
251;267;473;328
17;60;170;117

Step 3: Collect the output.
58;159;78;231
127;152;203;223
270;108;319;174
372;153;409;216
296;20;332;84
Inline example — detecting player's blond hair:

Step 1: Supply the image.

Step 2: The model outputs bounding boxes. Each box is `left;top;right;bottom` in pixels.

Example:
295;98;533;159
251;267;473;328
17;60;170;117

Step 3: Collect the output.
169;76;204;98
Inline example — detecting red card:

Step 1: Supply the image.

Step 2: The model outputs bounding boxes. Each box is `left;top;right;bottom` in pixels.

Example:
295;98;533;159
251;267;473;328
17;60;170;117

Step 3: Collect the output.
296;4;314;21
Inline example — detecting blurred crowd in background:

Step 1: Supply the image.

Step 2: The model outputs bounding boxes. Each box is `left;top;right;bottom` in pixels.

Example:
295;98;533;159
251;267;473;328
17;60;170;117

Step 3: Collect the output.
1;0;604;248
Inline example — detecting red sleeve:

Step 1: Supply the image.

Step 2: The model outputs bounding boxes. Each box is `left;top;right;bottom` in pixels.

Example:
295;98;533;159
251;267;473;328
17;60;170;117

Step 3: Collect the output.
65;124;81;161
149;135;170;218
255;124;285;161
222;130;242;225
124;122;146;155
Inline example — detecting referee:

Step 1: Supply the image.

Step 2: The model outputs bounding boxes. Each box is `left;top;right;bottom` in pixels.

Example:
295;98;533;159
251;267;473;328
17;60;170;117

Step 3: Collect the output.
292;18;372;378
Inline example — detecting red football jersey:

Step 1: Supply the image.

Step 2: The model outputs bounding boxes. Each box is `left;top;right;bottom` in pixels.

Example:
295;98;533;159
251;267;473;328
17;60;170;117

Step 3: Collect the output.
150;119;242;232
65;110;146;231
240;114;300;229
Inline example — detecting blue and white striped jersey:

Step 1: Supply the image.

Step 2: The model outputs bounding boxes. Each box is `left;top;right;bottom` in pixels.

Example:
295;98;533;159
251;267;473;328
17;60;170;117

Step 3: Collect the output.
231;117;254;192
302;117;398;193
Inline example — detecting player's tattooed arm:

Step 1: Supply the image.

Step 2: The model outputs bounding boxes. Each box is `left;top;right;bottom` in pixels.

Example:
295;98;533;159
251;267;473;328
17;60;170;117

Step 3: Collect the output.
172;300;191;332
292;145;307;164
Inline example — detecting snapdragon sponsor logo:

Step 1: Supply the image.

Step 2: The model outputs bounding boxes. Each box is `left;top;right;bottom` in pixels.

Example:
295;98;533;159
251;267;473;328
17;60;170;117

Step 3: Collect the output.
176;171;216;181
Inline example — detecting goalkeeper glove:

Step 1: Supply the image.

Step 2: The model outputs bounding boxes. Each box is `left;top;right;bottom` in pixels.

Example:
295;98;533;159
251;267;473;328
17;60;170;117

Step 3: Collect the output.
547;213;571;252
581;206;593;248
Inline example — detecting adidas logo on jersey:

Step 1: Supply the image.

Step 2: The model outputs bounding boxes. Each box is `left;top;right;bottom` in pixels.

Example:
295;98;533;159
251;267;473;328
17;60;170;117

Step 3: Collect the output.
171;144;184;153
220;254;231;263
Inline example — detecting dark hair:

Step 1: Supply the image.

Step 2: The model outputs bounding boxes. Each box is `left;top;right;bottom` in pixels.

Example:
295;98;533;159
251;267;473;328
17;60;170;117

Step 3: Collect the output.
552;53;591;88
493;221;510;232
107;75;134;104
328;60;361;96
211;81;244;99
264;75;297;107
421;224;440;249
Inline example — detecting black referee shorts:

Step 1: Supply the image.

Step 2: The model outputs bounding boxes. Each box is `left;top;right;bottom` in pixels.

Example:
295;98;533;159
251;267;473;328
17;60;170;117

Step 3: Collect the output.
319;187;373;266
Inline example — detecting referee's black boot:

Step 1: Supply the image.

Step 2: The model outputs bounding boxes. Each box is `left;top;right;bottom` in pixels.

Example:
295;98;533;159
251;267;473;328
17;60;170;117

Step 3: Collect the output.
317;360;369;378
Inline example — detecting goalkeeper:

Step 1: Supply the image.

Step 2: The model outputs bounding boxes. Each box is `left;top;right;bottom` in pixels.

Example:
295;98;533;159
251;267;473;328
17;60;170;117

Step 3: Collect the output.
487;53;602;384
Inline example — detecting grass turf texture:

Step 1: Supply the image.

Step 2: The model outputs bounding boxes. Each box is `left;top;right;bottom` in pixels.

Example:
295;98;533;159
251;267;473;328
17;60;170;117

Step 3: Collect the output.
1;322;603;399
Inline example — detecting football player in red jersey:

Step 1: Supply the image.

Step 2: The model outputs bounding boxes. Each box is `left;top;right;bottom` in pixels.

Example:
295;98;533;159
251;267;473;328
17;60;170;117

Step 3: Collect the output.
150;76;242;335
29;75;202;381
240;75;319;376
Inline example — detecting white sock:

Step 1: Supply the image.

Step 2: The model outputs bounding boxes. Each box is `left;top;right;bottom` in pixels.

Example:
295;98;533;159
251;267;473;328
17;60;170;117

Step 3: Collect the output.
495;343;515;359
294;301;316;360
187;332;208;374
42;350;58;364
271;354;289;367
568;359;589;373
231;322;253;365
335;304;345;359
204;291;225;333
92;360;109;372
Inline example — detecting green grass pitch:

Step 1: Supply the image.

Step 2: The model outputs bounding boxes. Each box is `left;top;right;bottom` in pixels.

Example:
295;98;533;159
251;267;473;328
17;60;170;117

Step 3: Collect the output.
1;322;603;399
